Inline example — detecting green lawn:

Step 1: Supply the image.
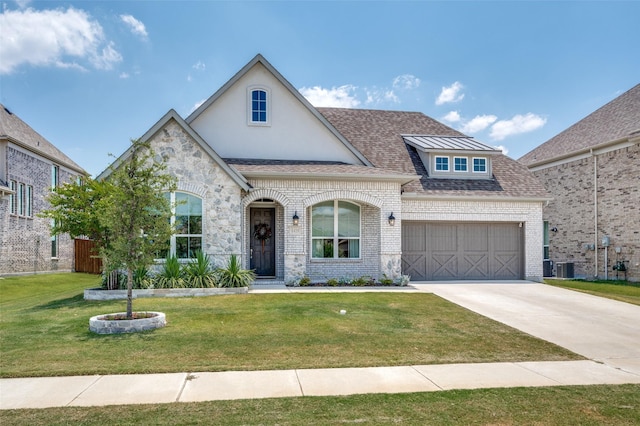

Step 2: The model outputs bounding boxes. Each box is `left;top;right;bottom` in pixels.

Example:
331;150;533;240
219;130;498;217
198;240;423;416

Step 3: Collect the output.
545;279;640;306
0;273;580;378
1;385;639;425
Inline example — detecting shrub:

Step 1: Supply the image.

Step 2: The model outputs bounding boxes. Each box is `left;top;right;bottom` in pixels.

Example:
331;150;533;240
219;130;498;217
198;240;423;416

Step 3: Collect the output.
216;255;255;288
326;278;339;287
380;274;394;285
396;274;411;286
155;255;185;288
352;276;373;286
184;251;217;288
298;276;311;286
133;267;154;289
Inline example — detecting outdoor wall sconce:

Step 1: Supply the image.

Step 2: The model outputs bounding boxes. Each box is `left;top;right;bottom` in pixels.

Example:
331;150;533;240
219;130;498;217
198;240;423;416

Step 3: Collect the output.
292;211;299;226
388;212;396;226
551;227;558;232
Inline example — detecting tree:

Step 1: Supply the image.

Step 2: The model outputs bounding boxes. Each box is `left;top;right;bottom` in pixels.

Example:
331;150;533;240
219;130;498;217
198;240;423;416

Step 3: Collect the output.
42;139;176;318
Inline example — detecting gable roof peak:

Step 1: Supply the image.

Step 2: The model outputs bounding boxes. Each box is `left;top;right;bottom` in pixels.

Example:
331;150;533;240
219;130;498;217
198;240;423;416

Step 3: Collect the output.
0;102;86;174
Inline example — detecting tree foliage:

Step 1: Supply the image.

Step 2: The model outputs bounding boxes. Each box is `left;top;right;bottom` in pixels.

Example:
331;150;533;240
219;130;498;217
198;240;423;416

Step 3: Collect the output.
42;139;176;318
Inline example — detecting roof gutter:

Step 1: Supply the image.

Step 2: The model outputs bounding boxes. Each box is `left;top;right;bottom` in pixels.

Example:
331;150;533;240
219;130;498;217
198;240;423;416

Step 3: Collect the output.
239;170;420;185
2;136;88;176
527;133;639;171
401;193;553;203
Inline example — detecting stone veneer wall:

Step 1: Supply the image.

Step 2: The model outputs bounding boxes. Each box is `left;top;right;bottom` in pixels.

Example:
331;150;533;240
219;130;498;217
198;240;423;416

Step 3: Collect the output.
243;179;403;283
532;143;639;281
0;146;76;275
150;121;243;268
402;198;545;281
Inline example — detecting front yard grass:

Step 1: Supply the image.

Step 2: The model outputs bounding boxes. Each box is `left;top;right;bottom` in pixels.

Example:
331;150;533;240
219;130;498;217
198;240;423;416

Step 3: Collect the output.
2;385;639;425
1;273;581;378
545;279;640;306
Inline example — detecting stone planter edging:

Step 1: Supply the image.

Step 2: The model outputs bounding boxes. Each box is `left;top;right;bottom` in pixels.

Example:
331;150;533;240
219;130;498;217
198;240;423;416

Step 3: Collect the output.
84;287;248;300
89;312;166;334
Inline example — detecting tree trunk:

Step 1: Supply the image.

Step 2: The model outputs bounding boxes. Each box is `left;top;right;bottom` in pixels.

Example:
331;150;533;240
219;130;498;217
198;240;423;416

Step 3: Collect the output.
126;267;133;319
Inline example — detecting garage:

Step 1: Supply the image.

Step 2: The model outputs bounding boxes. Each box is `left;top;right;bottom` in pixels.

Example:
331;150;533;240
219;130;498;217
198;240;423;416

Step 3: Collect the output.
401;222;524;281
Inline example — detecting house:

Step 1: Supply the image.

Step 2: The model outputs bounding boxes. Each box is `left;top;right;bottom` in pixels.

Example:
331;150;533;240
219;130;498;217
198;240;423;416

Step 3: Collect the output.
100;55;549;283
520;84;640;281
0;104;86;275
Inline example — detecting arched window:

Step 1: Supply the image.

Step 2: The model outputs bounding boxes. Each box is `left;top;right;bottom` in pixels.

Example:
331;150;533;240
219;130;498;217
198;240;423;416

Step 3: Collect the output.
248;87;270;125
311;200;360;259
163;192;202;259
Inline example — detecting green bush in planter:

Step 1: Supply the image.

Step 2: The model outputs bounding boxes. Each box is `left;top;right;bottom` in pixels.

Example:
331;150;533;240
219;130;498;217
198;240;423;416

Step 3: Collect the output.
155;254;186;288
184;250;217;288
215;255;255;288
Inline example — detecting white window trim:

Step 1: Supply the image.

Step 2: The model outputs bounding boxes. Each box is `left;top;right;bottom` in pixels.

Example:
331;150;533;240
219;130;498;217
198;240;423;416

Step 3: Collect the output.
453;156;468;173
163;191;204;260
9;180;17;215
472;157;488;174
434;155;449;172
310;200;362;260
247;86;271;127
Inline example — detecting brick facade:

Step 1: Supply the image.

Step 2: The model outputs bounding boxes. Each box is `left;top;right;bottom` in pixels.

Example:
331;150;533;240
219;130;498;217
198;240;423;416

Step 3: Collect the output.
532;143;640;281
242;179;402;283
0;146;77;275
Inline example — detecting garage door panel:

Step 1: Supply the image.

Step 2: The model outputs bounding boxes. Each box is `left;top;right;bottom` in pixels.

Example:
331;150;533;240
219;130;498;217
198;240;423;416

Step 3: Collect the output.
431;253;458;279
402;222;523;281
462;254;489;279
401;254;427;279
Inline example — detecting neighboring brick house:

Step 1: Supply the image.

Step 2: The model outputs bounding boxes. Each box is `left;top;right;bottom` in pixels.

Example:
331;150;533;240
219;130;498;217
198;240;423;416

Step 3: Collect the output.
101;55;549;283
0;104;86;275
520;84;640;281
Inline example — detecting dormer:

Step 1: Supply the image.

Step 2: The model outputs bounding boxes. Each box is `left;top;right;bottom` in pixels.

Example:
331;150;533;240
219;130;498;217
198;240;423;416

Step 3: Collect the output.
403;135;501;179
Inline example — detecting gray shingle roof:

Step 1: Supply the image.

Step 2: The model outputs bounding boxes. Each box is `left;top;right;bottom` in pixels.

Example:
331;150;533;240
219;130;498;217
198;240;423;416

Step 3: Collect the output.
519;84;640;166
0;104;86;174
318;108;549;200
226;158;418;182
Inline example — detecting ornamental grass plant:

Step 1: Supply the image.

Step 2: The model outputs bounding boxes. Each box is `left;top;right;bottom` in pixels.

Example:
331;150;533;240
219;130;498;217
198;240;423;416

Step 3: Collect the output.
215;254;256;288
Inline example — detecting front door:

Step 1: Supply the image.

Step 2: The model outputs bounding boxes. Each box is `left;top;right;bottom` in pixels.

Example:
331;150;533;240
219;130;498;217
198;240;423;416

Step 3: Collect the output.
250;208;276;277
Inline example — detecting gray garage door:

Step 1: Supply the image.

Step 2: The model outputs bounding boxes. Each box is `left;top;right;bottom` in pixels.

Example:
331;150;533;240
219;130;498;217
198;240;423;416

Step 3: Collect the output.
401;222;524;281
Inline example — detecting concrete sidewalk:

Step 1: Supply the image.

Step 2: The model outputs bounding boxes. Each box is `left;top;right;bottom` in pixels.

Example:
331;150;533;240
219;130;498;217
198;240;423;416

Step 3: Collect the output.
2;360;640;409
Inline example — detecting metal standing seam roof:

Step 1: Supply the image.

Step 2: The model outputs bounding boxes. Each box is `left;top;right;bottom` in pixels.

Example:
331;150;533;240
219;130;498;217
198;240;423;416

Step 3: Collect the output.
402;135;502;152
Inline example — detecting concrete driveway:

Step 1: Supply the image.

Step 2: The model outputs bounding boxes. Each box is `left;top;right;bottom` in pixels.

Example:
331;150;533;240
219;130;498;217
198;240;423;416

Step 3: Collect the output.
412;282;640;375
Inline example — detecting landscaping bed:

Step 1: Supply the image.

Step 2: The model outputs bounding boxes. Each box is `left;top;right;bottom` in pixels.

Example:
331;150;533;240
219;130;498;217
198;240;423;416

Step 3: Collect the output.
84;286;248;300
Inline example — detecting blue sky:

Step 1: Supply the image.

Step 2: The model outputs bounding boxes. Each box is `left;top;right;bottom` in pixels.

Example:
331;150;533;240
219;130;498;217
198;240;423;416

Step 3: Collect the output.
1;1;638;177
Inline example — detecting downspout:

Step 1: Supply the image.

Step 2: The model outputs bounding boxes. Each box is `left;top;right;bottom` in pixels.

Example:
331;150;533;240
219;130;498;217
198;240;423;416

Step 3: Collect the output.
592;149;598;278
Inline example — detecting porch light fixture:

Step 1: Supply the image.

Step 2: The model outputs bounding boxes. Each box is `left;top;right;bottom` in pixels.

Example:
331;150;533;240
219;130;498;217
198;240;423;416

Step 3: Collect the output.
292;211;299;226
388;212;396;226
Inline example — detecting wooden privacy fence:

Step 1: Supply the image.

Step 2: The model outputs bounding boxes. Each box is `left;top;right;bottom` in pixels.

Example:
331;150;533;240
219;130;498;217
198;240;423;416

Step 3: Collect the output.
74;239;102;274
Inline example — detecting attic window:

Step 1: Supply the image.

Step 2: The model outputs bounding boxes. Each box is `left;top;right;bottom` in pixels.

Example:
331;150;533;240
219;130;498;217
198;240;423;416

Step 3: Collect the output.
248;87;270;126
435;156;449;171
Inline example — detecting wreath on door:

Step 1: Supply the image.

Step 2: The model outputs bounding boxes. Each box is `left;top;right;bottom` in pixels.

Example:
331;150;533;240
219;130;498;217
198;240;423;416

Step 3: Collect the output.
254;223;272;253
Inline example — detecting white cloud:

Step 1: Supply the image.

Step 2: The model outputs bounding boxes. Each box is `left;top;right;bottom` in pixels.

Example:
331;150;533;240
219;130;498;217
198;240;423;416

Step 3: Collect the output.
492;145;509;155
442;110;461;123
119;72;130;79
190;99;206;113
436;81;465;105
490;113;547;140
365;88;399;105
0;7;122;74
92;41;122;70
192;61;205;71
14;0;32;8
120;14;147;38
392;74;421;90
460;114;498;133
299;85;361;108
